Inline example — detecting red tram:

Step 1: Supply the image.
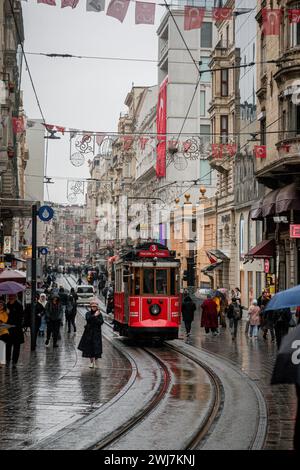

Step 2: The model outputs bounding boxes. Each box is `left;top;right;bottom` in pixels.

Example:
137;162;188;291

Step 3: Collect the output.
113;243;181;340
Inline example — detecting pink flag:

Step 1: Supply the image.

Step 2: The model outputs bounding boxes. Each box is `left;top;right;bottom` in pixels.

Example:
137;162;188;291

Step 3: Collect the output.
184;6;205;31
135;2;155;25
37;0;56;5
106;0;130;23
61;0;79;7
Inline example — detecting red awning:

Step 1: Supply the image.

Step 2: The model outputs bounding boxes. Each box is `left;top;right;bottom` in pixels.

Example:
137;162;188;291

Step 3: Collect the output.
245;239;275;259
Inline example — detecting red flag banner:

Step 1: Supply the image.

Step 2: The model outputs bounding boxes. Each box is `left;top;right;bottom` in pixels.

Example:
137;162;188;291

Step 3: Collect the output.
139;137;149;150
184;6;205;31
212;7;233;21
61;0;79;7
262;9;282;36
12;117;25;134
212;144;223;159
55;126;65;134
37;0;56;5
44;123;55;131
288;9;300;23
156;77;168;178
254;145;267;159
225;143;237;157
123;135;134;151
135;2;155;25
106;0;130;23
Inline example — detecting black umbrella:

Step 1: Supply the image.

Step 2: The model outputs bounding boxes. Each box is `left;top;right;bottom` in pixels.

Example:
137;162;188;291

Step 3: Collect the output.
271;325;300;385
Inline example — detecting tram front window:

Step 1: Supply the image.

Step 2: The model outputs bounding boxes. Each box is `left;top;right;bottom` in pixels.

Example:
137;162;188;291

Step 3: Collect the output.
156;269;168;294
143;268;155;294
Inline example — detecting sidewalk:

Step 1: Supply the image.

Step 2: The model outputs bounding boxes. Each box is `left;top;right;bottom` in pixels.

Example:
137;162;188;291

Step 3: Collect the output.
0;313;131;450
185;313;297;450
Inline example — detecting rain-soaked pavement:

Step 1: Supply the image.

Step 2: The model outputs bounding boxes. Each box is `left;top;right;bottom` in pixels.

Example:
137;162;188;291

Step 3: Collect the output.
0;275;297;450
181;306;298;450
0;312;131;450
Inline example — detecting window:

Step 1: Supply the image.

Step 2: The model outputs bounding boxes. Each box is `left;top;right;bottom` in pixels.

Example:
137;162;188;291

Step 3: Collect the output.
200;159;212;185
221;68;229;96
220;115;228;143
255;220;263;245
290;22;300;47
133;267;141;295
288;99;300;137
248;214;253;252
239;214;245;259
201;22;212;48
226;25;229;48
170;268;177;295
200;57;211;82
200;124;211;146
156;269;168;294
143;268;155;294
260;118;266;145
261;34;266;75
219;229;223;248
200;91;206;116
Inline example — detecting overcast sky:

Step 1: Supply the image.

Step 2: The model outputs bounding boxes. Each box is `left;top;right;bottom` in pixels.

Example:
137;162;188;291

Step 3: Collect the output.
21;1;164;204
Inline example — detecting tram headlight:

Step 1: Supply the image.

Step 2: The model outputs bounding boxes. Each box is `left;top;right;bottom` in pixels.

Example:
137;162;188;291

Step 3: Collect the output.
149;304;161;316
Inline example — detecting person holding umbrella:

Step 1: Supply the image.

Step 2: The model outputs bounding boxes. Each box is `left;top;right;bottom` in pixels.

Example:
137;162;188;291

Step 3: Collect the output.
0;299;9;365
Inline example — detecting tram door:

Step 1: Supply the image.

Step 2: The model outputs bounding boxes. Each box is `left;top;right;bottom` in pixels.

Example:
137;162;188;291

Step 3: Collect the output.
123;266;130;324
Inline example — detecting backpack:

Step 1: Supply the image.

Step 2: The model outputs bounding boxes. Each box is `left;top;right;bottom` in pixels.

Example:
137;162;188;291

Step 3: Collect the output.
233;304;242;320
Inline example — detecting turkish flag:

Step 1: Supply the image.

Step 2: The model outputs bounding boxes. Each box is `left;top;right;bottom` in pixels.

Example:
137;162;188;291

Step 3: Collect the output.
254;145;267;158
55;126;65;134
12;117;24;134
106;0;130;23
44;123;55;131
212;8;233;21
226;143;237;157
123;135;134;151
184;6;205;31
61;0;79;8
156;78;168;178
207;251;218;264
135;2;155;25
288;9;300;23
262;9;282;36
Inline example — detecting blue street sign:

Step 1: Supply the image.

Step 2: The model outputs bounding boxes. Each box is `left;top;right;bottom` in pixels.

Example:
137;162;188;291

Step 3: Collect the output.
38;205;54;222
39;247;48;255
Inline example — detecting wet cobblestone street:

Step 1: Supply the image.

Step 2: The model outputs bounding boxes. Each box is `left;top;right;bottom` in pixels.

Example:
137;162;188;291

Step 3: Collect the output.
183;309;298;450
0;312;131;450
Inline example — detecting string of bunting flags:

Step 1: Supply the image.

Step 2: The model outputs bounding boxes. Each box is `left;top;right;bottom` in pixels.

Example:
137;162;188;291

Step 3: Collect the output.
21;2;300;31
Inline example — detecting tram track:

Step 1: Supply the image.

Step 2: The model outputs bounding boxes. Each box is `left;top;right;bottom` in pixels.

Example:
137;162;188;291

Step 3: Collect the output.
59;275;264;450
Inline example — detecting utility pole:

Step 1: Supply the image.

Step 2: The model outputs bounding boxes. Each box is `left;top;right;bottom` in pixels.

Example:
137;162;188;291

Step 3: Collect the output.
31;204;37;351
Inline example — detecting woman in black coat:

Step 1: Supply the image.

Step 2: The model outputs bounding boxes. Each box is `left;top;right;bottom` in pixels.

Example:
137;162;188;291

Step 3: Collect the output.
182;295;196;337
6;294;24;367
78;299;104;368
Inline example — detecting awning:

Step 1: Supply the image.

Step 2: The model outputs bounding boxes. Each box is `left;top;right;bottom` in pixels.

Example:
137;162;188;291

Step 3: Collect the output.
245;239;275;259
276;182;300;213
201;261;223;274
250;198;263;220
251;183;300;219
261;189;280;217
206;249;229;261
0;269;26;284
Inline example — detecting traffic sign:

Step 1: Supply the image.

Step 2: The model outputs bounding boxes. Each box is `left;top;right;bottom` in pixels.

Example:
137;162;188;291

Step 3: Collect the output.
38;205;54;222
39;247;48;255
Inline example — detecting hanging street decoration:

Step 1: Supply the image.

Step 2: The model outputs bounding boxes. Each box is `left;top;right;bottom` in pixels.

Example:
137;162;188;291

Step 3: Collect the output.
135;2;156;25
12;117;25;134
70;152;85;166
106;0;130;23
61;0;79;8
254;145;267;159
262;9;282;36
212;7;233;21
67;180;85;203
86;0;105;11
184;6;205;31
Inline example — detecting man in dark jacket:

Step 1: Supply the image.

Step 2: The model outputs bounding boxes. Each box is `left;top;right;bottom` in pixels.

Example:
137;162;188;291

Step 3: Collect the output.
271;308;291;348
6;294;24;367
45;296;63;348
182;295;196;337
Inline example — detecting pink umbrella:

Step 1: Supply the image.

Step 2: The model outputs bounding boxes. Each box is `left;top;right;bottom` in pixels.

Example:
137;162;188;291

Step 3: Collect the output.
0;281;26;295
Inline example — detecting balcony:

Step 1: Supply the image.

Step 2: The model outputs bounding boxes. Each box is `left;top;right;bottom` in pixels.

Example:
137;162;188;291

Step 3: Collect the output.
274;48;300;83
256;73;267;101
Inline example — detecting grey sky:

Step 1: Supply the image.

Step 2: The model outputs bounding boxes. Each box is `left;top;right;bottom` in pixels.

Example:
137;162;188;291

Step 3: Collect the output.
21;1;164;204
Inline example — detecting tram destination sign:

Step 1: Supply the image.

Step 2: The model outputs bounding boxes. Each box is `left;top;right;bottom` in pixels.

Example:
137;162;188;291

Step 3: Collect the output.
138;244;170;258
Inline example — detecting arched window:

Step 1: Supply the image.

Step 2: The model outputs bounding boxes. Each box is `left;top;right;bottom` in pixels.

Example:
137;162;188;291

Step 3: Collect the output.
239;214;245;259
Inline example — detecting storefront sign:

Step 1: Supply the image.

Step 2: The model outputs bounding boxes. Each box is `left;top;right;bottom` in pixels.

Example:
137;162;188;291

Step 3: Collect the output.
264;259;270;273
290;224;300;238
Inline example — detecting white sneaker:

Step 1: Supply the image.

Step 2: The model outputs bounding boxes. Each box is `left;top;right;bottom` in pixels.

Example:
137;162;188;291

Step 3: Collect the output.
89;362;94;369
